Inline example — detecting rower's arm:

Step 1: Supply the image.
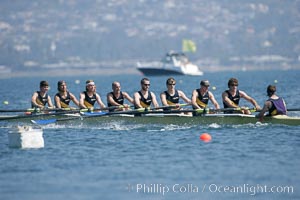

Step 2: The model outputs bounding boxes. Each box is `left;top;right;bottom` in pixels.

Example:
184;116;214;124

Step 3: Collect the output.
209;92;220;109
79;93;87;109
31;92;43;108
283;99;287;114
222;91;238;108
240;91;261;110
178;90;191;104
160;92;169;106
191;90;200;109
96;94;106;109
123;92;134;105
70;92;80;107
151;92;160;108
133;92;143;108
107;93;120;106
54;95;61;108
47;95;54;108
256;101;271;119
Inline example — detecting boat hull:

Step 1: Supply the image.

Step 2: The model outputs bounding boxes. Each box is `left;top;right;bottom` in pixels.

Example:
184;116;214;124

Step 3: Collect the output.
44;113;300;126
82;114;300;126
137;67;184;76
3;113;299;126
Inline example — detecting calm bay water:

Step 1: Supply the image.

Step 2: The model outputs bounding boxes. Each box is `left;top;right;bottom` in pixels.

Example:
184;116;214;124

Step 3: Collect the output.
0;70;299;200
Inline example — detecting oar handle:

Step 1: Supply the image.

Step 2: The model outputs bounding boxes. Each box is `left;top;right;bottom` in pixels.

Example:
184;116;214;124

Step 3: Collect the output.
150;103;190;110
193;107;258;114
81;105;134;112
287;108;300;112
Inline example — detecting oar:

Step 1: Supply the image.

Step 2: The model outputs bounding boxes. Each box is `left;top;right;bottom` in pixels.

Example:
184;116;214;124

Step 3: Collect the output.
32;107;156;125
30;105;133;125
0;109;83;121
0;107;82;113
149;103;190;110
29;107;230;125
30;107;248;125
31;115;84;125
287;108;300;112
232;107;300;113
0;108;35;113
198;107;257;113
0;105;131;113
30;106;300;125
31;111;110;125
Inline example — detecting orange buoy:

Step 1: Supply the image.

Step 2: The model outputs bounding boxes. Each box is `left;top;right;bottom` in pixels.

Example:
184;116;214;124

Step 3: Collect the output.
200;133;212;142
24;112;32;115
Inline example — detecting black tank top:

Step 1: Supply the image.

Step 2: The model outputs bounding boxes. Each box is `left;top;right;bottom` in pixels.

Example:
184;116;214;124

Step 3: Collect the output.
223;90;240;108
135;91;152;108
107;92;124;107
164;90;179;105
83;91;97;108
55;92;71;108
32;91;48;108
196;89;209;108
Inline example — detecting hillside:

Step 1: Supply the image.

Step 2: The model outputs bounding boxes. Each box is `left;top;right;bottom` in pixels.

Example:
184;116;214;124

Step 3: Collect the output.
0;0;299;77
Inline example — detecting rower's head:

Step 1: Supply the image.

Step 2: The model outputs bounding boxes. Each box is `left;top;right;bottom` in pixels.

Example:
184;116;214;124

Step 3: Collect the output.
166;77;176;88
267;85;276;97
112;81;121;92
200;80;210;88
57;80;66;92
40;80;49;88
228;78;238;88
39;81;49;92
141;78;150;90
200;80;210;92
86;80;96;91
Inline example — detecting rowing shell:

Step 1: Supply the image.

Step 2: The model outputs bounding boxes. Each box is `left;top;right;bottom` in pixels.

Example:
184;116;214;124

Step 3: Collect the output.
30;112;300;126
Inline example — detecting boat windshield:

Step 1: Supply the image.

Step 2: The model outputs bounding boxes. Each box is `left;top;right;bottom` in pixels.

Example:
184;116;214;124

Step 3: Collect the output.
162;53;189;64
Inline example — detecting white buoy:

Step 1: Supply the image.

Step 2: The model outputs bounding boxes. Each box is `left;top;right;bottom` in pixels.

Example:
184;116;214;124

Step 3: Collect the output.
75;80;80;84
8;126;44;149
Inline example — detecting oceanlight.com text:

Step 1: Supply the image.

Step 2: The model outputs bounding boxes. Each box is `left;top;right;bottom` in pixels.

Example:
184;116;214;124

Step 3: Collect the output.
127;183;294;196
207;184;294;196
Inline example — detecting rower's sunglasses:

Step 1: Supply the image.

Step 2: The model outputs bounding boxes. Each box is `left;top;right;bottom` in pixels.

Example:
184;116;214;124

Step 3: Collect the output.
168;84;176;86
143;83;150;86
230;84;238;86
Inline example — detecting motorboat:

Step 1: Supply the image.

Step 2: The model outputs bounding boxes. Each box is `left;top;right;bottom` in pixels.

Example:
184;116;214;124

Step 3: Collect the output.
137;52;203;76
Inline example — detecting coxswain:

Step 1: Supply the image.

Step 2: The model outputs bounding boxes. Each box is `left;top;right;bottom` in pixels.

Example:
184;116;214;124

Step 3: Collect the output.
256;85;287;120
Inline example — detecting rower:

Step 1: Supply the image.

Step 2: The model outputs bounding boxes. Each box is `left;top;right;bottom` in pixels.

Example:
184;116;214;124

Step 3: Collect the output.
79;80;106;110
222;78;261;114
54;80;79;109
107;81;134;111
133;78;160;114
256;85;287;121
31;80;54;110
160;77;191;110
191;80;220;115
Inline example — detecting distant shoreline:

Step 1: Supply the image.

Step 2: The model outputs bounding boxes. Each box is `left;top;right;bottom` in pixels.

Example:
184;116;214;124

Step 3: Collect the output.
0;65;299;79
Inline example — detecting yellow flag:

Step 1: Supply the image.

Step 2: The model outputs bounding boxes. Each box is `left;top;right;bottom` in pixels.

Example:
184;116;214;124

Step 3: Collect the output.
182;39;196;53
